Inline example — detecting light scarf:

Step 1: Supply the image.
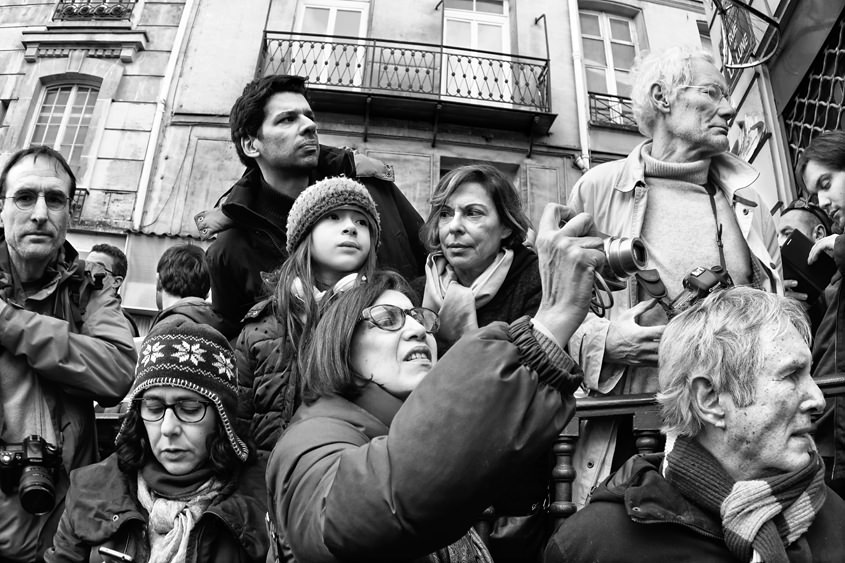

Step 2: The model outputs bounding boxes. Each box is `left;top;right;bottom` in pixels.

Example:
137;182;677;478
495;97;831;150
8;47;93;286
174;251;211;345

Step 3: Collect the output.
422;250;513;345
290;272;360;304
666;436;826;563
137;473;225;563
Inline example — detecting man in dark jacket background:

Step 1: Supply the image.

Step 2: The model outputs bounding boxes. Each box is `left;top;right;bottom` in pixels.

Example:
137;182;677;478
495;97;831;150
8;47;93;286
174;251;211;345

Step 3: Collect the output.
545;287;845;563
196;75;426;328
149;243;233;339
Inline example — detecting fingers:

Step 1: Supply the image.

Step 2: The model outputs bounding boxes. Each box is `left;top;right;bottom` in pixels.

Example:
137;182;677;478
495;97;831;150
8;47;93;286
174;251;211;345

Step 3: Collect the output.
624;298;659;320
808;234;837;264
538;203;603;239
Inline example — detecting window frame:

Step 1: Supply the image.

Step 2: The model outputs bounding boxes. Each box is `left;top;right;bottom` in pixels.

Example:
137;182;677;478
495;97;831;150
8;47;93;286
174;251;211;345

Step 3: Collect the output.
25;78;101;174
579;9;639;98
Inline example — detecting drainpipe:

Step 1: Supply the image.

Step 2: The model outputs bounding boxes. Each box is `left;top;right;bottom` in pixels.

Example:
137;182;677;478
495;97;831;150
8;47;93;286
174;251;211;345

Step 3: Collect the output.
132;0;198;230
568;0;590;172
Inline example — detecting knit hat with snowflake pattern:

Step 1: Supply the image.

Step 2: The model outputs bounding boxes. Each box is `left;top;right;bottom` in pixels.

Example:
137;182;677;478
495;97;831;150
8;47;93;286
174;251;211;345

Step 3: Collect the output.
126;320;248;461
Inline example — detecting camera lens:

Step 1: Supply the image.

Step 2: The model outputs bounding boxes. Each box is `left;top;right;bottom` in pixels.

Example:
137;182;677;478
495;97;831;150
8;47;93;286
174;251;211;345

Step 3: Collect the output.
603;237;649;280
18;465;55;515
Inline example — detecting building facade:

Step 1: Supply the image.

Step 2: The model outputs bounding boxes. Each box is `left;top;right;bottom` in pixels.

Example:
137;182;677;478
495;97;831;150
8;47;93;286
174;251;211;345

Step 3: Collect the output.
0;0;708;325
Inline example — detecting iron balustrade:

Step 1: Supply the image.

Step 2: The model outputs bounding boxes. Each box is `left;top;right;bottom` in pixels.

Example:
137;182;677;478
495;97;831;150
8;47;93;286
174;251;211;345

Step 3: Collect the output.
260;31;551;112
53;0;135;21
588;92;637;130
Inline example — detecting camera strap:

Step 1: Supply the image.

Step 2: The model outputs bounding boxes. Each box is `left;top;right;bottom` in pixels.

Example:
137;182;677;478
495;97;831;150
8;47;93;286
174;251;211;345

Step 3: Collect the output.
705;183;729;274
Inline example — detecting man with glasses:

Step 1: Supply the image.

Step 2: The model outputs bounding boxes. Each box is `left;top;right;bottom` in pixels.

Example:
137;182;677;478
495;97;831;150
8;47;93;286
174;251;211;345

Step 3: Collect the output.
566;46;782;509
0;146;136;562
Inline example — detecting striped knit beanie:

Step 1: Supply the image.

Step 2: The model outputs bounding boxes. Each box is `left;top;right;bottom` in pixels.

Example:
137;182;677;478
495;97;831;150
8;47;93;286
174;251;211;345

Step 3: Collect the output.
286;176;381;254
125;320;248;461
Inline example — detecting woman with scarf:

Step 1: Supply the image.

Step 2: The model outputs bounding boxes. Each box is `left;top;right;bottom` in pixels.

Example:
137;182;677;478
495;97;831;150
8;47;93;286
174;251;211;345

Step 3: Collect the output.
413;164;540;356
266;203;604;562
45;320;269;563
236;177;379;454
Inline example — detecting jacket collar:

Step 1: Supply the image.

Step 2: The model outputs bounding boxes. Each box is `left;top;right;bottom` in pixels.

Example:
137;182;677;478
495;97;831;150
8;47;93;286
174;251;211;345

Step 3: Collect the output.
353;382;404;429
591;452;725;539
0;236;79;305
613;140;761;202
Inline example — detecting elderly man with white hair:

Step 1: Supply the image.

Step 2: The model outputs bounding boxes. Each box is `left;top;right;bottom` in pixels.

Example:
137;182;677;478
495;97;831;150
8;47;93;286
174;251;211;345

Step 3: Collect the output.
546;287;843;562
567;46;783;508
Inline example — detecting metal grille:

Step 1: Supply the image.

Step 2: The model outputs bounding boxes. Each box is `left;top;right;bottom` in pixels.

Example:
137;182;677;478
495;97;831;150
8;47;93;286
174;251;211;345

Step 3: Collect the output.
588;92;637;130
261;32;551;111
53;0;135;21
783;18;845;167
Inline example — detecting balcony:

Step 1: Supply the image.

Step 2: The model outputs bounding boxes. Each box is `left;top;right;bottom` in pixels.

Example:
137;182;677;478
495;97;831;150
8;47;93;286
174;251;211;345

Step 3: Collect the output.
53;1;136;21
588;92;638;131
259;31;556;139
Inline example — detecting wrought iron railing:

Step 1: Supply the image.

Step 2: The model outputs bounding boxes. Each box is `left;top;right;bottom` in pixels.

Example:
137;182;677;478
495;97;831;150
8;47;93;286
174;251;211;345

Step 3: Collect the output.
53;0;135;22
71;188;89;224
260;31;551;112
588;91;637;130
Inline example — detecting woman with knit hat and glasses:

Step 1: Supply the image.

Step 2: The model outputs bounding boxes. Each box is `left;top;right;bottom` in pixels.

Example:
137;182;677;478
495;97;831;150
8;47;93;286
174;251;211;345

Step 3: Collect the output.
45;321;269;563
235;176;380;454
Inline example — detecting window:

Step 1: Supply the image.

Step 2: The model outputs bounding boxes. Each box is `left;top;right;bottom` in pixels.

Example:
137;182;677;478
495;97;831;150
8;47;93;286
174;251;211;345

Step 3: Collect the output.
29;84;99;172
443;0;511;103
580;10;638;97
580;10;639;128
293;0;369;86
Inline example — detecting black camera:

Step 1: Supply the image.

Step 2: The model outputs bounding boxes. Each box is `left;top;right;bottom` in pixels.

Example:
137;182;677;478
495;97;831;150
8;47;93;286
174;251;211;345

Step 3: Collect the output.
668;265;734;318
0;435;62;515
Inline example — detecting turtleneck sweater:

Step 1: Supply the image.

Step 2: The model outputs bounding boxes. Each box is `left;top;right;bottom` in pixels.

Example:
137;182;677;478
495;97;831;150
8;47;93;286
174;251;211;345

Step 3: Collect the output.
623;144;752;395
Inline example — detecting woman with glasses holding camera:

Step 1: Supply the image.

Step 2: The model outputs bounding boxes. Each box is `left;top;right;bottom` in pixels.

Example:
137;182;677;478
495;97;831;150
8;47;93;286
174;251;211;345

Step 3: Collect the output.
45;321;269;563
265;204;603;563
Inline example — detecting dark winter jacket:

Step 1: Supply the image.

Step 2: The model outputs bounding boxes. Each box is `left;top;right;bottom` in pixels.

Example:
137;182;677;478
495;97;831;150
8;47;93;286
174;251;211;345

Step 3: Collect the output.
544;453;845;563
44;454;270;563
203;145;427;327
812;234;845;481
0;238;136;561
149;296;237;341
411;244;542;355
267;319;581;562
235;297;294;453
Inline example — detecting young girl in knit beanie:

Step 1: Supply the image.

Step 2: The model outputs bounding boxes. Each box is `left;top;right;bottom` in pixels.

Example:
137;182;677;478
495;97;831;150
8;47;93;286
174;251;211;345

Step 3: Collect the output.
45;320;269;563
235;176;381;454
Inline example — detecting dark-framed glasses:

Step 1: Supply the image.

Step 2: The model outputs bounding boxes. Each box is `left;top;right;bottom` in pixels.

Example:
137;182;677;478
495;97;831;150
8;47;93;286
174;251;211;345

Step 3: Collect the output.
135;398;212;423
361;304;440;334
86;261;115;276
5;189;69;211
678;83;731;104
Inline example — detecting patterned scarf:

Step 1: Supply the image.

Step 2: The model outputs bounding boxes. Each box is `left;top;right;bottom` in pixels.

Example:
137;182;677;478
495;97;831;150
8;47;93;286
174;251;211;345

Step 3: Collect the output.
422;250;513;345
137;472;225;563
427;527;494;563
666;436;826;563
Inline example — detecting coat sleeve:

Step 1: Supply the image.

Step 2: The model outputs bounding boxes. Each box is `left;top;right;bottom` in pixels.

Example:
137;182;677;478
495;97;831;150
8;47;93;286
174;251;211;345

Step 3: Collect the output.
207;237;253;328
272;321;580;562
0;287;135;406
43;478;91;563
566;178;626;393
235;322;258;431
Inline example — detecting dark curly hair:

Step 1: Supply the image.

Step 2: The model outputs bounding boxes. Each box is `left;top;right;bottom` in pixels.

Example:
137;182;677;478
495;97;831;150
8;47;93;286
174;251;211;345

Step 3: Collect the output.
115;401;254;482
230;75;310;167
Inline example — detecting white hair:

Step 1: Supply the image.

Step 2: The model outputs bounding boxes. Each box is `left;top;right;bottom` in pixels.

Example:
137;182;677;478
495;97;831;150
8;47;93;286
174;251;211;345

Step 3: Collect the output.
630;46;718;137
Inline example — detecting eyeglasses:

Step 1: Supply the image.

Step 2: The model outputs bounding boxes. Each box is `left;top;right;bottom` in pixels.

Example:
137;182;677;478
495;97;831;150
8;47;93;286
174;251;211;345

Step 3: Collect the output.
360;304;440;334
678;84;731;104
5;189;69;211
135;398;212;423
